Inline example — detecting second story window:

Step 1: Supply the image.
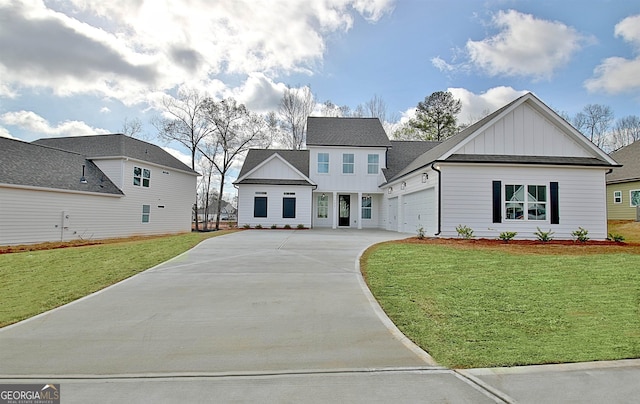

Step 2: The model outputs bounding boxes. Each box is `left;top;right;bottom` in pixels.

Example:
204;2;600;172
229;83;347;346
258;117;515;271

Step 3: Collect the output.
367;154;379;174
318;153;329;174
133;167;151;187
343;153;354;174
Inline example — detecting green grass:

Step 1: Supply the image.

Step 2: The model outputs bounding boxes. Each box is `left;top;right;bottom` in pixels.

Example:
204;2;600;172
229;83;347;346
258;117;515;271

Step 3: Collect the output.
0;231;234;327
362;242;640;368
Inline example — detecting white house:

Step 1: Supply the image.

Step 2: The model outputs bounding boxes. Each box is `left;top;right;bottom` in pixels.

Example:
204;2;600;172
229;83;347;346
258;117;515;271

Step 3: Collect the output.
234;93;619;239
0;134;198;245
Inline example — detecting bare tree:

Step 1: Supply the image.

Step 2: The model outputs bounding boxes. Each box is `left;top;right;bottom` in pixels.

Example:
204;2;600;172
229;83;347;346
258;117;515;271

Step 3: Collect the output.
573;104;614;148
278;86;315;150
200;98;271;230
364;94;388;122
152;89;215;230
122;117;143;138
609;115;640;151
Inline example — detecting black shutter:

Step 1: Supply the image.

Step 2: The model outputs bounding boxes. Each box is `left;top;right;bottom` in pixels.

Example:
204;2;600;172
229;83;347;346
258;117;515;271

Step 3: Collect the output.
492;181;502;223
550;182;559;224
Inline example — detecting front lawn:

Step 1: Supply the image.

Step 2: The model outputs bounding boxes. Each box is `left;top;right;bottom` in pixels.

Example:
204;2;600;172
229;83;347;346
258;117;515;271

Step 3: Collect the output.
362;240;640;369
0;231;235;327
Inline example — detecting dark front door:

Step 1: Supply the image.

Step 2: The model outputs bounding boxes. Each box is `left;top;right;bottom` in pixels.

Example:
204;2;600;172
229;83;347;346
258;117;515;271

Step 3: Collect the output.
339;195;350;227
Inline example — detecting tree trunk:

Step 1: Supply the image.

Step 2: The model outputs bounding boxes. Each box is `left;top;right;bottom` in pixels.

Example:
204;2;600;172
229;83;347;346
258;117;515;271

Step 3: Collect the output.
215;175;225;231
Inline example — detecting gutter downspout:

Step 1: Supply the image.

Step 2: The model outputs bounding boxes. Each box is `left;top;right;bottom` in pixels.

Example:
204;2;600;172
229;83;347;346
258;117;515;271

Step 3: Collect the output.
431;162;442;236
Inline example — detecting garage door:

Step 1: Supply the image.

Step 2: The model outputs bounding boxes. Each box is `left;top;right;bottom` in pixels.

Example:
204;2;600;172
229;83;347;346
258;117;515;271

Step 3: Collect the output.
403;188;435;235
387;197;398;231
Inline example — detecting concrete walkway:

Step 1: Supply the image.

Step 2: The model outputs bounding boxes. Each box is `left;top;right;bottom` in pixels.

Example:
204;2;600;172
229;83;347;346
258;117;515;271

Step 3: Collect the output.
1;229;639;403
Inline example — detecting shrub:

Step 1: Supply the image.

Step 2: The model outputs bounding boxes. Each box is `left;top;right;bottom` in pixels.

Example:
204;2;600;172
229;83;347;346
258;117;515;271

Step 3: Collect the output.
283;224;292;229
297;224;305;229
499;231;517;243
608;232;625;242
255;224;263;229
455;224;474;239
571;227;589;243
417;226;425;240
270;224;277;229
535;227;554;242
242;224;251;229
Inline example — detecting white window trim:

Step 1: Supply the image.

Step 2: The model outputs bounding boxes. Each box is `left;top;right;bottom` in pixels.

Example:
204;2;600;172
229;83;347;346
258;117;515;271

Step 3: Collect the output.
504;184;548;221
613;190;622;204
342;153;355;175
367;154;379;175
629;189;640;207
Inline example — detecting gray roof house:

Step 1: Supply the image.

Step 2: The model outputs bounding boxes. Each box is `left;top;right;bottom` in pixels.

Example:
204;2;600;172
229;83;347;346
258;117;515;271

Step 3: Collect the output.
234;93;618;239
606;141;640;220
0;134;198;245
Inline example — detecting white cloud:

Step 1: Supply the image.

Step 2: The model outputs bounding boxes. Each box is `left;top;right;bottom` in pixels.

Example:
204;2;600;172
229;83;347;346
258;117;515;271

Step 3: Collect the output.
0;110;110;137
448;86;529;124
464;10;587;80
395;87;528;129
585;14;640;94
0;125;16;139
230;73;288;114
0;0;394;105
100;107;111;114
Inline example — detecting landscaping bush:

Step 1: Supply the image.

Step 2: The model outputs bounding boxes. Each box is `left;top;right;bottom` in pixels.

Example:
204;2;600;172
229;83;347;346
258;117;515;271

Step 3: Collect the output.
534;227;554;242
499;231;517;243
571;227;589;243
455;224;474;239
608;232;625;242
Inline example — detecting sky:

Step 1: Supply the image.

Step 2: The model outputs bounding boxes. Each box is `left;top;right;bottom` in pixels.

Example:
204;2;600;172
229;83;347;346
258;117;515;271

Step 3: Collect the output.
1;0;640;171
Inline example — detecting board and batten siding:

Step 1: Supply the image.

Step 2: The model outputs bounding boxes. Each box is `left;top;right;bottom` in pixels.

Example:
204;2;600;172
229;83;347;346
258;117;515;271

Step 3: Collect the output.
458;103;591;158
439;164;608;240
237;184;312;228
0;161;196;245
606;181;640;220
309;146;386;193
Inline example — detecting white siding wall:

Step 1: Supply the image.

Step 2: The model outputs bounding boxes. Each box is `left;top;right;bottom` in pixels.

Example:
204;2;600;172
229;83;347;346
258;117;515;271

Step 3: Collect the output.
309;146;386;193
439;164;608;240
458;103;591;157
237;184;312;228
92;159;125;188
0;161;196;245
251;157;305;180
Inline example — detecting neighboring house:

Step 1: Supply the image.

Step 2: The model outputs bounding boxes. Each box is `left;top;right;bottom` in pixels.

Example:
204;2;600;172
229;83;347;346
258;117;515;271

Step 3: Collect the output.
606;141;640;220
234;93;618;239
0;134;198;245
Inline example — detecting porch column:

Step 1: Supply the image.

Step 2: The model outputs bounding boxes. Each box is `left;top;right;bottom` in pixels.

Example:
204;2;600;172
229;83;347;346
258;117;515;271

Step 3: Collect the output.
332;191;338;229
397;194;403;232
357;192;362;229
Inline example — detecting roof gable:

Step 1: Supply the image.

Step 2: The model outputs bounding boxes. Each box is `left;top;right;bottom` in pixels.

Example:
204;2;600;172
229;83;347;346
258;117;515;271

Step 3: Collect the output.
0;137;123;195
235;149;314;186
33;134;197;175
306;117;391;147
388;93;617;183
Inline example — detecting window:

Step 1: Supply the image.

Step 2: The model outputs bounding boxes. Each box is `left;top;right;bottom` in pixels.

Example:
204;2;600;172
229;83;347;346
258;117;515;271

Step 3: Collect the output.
317;195;328;218
614;190;622;204
630;190;640;207
318;153;329;174
254;197;267;217
367;154;379;174
133;167;150;187
283;197;296;218
343;153;354;174
505;184;546;220
142;205;150;223
362;196;372;219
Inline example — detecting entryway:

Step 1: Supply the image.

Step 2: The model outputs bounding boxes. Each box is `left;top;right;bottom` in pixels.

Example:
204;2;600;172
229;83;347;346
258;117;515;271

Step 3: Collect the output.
339;194;350;226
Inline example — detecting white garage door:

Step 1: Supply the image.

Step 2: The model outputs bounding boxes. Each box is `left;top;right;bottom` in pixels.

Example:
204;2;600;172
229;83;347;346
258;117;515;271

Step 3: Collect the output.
403;188;436;235
387;197;398;231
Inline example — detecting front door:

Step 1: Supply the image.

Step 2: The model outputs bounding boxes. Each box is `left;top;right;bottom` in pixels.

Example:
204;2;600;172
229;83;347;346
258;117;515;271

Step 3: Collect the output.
339;195;350;227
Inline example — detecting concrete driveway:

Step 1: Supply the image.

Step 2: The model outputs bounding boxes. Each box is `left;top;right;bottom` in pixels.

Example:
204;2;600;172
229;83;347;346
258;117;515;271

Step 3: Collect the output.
1;229;639;403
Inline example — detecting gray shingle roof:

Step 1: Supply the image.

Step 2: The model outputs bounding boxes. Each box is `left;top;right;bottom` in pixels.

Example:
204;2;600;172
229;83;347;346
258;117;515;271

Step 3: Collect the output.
306;117;392;147
382;140;440;182
387;92;617;183
0;137;123;195
608;142;639;183
235;149;312;185
33;134;197;174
